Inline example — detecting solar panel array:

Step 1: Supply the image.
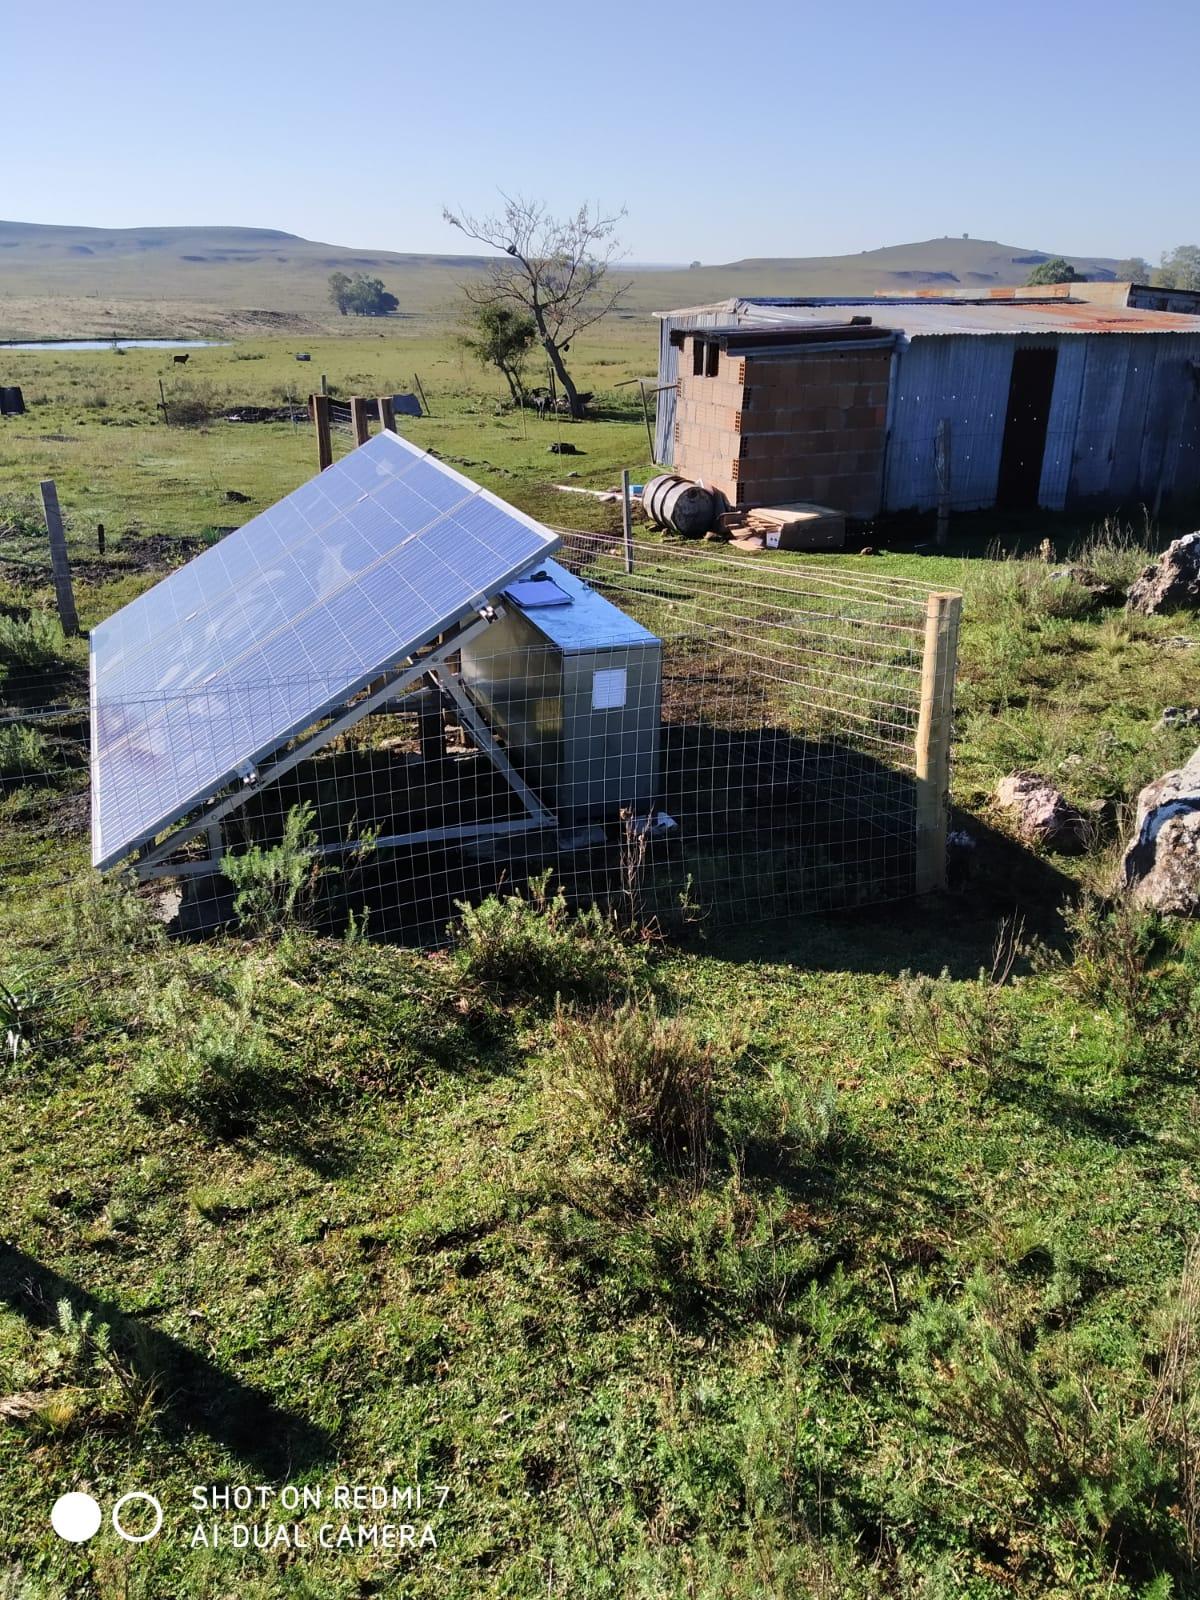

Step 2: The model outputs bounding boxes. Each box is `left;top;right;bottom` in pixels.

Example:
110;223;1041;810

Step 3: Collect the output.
89;431;560;870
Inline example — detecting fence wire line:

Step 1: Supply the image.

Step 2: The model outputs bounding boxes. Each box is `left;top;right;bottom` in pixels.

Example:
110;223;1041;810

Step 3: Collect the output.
2;541;954;948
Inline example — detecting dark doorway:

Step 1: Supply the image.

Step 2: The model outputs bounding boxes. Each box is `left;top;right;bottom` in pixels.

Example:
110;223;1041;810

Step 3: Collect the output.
997;346;1058;509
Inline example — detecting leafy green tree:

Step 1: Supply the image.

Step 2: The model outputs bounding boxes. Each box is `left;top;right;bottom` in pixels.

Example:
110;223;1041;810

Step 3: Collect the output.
342;275;399;316
1153;245;1200;292
459;303;537;403
1114;257;1153;283
1026;256;1083;286
328;271;352;315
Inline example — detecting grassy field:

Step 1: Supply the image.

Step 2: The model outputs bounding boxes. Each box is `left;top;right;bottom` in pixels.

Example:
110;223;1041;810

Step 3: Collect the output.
3;325;1200;1599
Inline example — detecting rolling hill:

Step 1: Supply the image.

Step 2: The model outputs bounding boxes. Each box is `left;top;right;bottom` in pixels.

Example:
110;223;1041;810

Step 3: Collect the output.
0;221;1123;340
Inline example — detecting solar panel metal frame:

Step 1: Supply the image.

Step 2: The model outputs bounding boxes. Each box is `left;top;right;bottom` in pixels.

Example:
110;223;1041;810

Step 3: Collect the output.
89;431;561;871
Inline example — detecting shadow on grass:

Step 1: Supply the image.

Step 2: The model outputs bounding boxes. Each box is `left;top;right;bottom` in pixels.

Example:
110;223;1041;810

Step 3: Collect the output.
689;810;1079;980
0;1242;335;1477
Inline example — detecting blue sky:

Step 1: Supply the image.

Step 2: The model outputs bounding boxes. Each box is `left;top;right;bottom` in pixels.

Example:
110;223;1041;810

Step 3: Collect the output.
3;0;1195;264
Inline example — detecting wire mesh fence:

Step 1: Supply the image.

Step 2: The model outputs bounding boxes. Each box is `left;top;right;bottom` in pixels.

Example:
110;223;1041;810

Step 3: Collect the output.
2;537;955;948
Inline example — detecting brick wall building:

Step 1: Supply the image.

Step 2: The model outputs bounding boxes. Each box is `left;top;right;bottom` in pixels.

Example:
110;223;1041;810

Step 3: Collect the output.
671;324;895;516
658;298;1200;516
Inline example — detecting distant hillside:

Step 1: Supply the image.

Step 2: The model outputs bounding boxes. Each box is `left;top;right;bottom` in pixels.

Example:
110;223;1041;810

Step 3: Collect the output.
0;222;1124;339
649;237;1121;309
0;219;490;273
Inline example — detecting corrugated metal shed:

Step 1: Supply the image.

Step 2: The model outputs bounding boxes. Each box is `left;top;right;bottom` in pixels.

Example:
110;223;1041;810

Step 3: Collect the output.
655;295;1200;513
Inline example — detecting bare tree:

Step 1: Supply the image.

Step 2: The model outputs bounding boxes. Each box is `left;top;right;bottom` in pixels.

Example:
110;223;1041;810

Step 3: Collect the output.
443;196;629;419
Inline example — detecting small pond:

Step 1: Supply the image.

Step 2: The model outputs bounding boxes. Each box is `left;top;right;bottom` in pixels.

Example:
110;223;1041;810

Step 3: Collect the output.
1;339;228;351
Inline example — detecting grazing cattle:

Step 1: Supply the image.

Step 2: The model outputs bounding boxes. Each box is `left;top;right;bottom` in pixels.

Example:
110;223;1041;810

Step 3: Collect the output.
551;391;594;416
528;387;593;419
173;353;190;365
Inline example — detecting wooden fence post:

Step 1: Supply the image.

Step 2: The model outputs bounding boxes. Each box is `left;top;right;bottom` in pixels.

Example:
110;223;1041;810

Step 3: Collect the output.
377;395;396;434
39;480;79;637
914;590;961;894
350;396;371;446
637;380;655;462
621;469;634;575
311;394;333;471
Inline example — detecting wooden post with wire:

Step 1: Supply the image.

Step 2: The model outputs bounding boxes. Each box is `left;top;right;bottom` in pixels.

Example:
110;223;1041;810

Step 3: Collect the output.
350;396;371;446
311;394;333;471
413;373;430;416
39;479;79;637
615;376;663;464
913;590;961;894
637;380;655;462
377;395;396;434
621;469;634;575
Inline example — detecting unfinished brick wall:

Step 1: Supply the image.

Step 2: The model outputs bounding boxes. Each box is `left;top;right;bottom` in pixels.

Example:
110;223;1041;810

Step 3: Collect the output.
673;336;892;516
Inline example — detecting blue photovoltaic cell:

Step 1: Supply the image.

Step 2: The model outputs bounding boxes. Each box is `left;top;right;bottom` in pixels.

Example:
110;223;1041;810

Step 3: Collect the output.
89;431;561;869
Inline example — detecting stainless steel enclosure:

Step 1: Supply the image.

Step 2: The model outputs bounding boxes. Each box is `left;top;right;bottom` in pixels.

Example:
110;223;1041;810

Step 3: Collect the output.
460;558;662;823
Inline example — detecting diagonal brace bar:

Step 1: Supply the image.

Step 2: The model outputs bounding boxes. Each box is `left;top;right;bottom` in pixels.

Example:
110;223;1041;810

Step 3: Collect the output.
427;665;556;827
135;613;497;876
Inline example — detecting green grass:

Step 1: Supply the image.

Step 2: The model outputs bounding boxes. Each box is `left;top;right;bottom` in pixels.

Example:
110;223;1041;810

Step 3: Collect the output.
2;324;1200;1598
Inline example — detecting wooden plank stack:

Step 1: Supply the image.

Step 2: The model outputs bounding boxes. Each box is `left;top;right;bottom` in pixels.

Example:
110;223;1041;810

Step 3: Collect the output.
717;502;845;552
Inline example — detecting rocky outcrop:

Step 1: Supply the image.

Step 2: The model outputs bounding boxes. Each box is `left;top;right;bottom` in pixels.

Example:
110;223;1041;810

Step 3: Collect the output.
1126;532;1200;616
995;773;1087;854
1119;747;1200;914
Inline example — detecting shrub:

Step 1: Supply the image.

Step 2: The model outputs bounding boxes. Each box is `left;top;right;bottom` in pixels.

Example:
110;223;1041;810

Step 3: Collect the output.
971;557;1097;622
0;612;67;673
222;803;322;937
0;496;45;542
1;971;40;1063
890;924;1022;1080
1070;513;1157;589
131;974;271;1135
720;1066;843;1166
453;871;640;1001
554;997;715;1176
0;722;47;782
64;872;164;955
1062;894;1199;1068
164;379;222;426
903;1267;1197;1583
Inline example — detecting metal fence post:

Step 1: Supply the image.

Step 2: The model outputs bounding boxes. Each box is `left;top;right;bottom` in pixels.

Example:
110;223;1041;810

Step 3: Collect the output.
914;590;961;893
621;469;634;575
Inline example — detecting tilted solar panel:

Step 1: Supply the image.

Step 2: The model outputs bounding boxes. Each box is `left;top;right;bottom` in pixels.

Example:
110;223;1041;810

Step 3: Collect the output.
89;431;561;870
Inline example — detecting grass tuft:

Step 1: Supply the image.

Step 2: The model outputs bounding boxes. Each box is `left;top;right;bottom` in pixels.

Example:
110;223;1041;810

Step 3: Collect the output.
554;996;716;1177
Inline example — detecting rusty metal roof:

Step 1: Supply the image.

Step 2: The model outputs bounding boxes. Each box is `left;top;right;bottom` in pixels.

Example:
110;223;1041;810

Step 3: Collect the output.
733;298;1200;337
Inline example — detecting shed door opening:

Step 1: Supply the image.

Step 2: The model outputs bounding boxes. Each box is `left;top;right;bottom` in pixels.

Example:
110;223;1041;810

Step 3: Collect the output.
997;346;1058;509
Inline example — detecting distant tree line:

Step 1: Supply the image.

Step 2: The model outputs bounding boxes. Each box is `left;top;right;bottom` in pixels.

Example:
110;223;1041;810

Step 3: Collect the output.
328;272;399;316
1028;246;1200;292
